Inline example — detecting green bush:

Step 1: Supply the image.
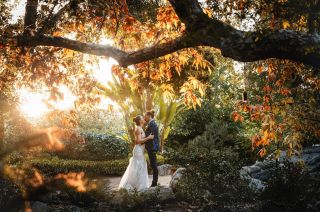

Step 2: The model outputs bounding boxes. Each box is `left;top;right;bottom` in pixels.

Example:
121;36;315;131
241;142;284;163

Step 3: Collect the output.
165;121;256;206
168;101;219;143
190;121;256;164
167;101;255;164
167;147;256;205
189;121;237;150
28;157;129;176
260;161;320;211
52;132;130;161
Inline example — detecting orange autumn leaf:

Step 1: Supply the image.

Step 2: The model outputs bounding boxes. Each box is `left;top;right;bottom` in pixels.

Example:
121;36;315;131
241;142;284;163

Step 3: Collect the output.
242;104;251;112
257;66;263;74
251;134;261;147
259;148;267;157
263;86;272;93
263;105;271;111
263;95;271;103
231;111;244;122
250;112;260;121
283;97;294;104
282;20;290;29
280;88;291;96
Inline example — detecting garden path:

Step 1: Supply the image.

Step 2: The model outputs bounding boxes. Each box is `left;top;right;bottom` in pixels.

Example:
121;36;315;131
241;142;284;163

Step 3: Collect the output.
103;175;172;190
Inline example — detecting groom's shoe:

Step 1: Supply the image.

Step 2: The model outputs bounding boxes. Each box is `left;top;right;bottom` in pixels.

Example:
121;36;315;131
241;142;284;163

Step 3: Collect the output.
150;182;157;187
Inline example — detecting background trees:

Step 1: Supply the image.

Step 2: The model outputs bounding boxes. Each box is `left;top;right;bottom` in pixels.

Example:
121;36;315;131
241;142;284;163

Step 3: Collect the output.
0;0;318;158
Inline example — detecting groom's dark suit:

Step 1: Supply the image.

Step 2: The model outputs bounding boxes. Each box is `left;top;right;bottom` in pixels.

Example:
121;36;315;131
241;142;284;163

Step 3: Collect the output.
145;119;160;186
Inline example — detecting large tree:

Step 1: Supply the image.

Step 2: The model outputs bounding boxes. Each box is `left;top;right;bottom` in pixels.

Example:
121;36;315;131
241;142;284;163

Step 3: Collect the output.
0;0;319;155
1;0;320;68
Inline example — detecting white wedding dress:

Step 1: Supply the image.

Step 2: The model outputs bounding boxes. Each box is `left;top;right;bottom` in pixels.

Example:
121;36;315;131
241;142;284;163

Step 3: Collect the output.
118;127;148;191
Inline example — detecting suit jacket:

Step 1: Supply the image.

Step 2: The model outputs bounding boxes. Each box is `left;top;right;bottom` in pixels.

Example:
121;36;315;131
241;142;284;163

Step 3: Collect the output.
145;119;160;152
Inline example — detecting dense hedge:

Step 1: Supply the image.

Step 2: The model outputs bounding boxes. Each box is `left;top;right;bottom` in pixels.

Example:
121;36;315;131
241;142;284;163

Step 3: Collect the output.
28;154;165;176
52;132;131;161
29;157;129;176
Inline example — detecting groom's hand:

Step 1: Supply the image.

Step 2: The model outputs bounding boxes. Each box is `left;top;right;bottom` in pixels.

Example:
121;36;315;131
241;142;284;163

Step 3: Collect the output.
147;134;154;140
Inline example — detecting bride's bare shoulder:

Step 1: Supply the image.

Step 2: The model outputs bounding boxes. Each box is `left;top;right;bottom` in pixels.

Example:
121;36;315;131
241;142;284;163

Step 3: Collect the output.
135;126;142;134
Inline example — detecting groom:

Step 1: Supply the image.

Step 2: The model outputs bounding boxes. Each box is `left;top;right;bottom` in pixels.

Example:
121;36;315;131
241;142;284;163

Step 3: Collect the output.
144;110;160;187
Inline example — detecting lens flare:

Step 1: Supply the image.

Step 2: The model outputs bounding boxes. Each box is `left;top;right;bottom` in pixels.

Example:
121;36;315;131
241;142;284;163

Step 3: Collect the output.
55;172;96;192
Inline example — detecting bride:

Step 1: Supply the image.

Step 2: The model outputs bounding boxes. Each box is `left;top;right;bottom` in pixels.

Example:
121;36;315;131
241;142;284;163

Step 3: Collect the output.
118;115;154;191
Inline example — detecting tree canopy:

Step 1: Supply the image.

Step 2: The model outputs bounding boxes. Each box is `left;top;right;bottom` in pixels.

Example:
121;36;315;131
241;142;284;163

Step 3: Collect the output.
0;0;319;155
1;0;320;68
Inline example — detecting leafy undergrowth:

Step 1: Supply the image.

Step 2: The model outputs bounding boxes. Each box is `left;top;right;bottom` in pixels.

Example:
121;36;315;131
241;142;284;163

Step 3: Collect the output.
50;132;131;161
260;161;320;211
23;153;165;177
168;147;257;206
27;157;129;176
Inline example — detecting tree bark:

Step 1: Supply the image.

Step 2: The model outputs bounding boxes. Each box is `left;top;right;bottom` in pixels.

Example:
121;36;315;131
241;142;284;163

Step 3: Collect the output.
0;115;4;151
13;0;320;68
24;0;38;32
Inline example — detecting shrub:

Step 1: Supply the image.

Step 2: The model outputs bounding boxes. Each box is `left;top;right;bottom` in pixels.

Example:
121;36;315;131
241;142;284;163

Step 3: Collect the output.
5;151;24;165
0;178;24;212
261;161;320;211
167;104;255;164
168;101;219;143
165;120;256;206
188;121;237;150
30;154;165;177
52;132;130;161
28;157;129;176
167;147;256;205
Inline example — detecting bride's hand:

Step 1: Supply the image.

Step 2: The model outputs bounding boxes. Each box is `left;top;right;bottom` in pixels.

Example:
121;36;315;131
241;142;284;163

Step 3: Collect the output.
148;134;154;140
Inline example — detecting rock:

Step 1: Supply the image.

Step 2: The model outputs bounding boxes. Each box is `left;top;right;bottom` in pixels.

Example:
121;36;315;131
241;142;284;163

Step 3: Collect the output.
170;168;186;190
38;192;61;203
241;145;320;190
307;155;320;166
143;186;174;201
251;167;276;181
110;186;175;209
109;190;125;206
254;160;276;170
203;190;213;200
158;164;173;176
31;201;50;212
244;165;261;174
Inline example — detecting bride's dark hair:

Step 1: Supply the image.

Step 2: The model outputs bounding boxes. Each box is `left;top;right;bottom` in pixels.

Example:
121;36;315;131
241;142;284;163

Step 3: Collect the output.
133;115;142;126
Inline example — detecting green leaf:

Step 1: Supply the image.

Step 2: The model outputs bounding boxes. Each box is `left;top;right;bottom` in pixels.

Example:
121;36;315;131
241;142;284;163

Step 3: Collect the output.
163;126;171;140
167;101;177;124
158;97;167;123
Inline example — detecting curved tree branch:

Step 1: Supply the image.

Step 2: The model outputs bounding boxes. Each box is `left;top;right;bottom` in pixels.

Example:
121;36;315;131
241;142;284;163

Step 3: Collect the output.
18;34;194;67
16;0;320;68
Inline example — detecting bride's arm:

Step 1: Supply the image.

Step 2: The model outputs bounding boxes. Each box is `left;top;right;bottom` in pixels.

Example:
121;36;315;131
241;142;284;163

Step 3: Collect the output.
135;129;154;144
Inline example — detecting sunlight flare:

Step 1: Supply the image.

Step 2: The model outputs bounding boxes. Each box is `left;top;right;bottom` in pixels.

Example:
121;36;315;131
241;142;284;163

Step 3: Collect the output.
18;89;50;118
18;86;76;119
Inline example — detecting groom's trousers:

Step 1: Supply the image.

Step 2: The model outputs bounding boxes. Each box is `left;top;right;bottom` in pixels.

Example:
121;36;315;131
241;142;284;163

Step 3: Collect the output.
147;150;158;185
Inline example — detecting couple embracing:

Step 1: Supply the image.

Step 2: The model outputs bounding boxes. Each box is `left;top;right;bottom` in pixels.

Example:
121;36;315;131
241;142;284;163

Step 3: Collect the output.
118;110;160;191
